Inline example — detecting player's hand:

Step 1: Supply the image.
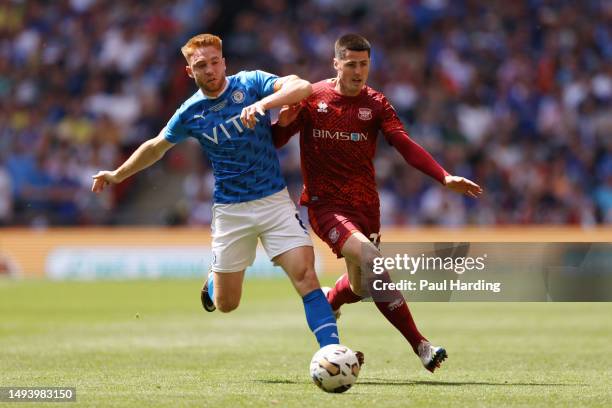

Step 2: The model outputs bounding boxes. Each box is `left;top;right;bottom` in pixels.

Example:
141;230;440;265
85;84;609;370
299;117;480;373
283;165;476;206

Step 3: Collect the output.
240;101;266;129
277;104;302;127
91;170;121;193
444;175;483;198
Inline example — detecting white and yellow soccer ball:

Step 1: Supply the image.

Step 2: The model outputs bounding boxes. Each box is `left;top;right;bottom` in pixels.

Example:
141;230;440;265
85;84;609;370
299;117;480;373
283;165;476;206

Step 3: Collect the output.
309;344;360;393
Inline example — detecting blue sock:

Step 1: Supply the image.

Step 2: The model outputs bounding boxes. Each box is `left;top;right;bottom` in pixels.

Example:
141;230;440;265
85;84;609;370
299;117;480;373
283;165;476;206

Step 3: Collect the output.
302;289;340;347
207;273;214;301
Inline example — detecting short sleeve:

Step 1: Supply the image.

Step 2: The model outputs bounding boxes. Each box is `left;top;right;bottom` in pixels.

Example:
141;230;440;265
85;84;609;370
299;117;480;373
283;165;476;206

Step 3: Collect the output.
164;109;189;143
249;70;279;98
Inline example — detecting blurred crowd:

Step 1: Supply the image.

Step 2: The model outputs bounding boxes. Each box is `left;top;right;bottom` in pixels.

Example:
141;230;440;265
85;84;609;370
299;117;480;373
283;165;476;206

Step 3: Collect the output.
1;0;610;227
0;0;220;225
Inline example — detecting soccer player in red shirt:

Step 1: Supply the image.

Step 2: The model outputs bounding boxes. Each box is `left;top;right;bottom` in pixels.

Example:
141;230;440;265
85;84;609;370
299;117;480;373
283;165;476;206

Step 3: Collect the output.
272;34;482;373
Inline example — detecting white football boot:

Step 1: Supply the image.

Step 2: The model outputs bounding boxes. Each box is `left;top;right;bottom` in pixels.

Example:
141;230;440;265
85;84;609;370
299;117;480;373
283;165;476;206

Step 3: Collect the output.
418;340;448;373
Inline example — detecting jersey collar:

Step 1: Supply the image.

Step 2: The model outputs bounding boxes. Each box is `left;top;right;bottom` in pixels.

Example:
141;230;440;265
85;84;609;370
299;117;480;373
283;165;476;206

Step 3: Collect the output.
327;78;367;98
200;77;230;100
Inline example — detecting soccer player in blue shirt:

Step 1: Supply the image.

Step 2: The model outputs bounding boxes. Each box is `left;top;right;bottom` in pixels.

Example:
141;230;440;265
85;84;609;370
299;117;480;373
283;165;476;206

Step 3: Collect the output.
91;34;348;352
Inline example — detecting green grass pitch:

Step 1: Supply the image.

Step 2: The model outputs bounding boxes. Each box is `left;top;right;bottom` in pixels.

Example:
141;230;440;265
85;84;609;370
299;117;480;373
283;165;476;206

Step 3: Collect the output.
1;278;611;407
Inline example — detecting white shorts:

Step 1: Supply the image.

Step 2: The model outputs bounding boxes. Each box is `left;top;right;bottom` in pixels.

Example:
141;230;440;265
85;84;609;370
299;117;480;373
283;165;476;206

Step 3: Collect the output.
210;188;313;273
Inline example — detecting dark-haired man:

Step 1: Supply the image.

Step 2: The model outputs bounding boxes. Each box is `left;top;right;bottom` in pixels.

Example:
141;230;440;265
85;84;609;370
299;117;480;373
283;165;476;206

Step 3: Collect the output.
273;34;482;372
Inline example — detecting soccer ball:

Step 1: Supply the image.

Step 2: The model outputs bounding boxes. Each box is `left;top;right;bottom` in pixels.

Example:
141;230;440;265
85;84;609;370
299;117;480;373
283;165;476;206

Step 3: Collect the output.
309;344;360;393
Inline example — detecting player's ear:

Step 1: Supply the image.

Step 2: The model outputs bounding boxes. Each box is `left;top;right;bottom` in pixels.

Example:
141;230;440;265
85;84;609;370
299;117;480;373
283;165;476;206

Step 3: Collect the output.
185;65;194;79
333;58;340;71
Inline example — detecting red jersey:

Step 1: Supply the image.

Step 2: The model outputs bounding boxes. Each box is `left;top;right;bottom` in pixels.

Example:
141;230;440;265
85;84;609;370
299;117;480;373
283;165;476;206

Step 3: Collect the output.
273;79;447;216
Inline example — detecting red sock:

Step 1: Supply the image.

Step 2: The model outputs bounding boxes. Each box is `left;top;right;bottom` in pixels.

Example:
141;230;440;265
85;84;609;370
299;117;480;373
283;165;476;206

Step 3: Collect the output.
327;273;362;310
369;272;427;354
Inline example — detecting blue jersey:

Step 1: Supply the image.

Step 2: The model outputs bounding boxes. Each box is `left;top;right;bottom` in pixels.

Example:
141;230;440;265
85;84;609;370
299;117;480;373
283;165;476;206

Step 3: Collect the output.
164;70;286;203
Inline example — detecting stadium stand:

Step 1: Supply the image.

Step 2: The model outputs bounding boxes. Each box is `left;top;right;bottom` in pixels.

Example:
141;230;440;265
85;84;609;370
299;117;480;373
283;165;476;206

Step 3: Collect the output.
0;0;610;226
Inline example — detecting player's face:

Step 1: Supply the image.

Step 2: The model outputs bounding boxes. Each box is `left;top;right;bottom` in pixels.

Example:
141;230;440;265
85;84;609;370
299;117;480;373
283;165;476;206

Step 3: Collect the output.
333;50;370;96
186;46;227;96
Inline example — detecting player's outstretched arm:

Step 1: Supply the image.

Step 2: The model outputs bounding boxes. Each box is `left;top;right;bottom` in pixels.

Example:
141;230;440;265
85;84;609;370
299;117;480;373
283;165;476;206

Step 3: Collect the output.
387;131;483;198
91;131;175;193
267;75;312;107
443;175;483;198
380;95;482;198
241;75;312;129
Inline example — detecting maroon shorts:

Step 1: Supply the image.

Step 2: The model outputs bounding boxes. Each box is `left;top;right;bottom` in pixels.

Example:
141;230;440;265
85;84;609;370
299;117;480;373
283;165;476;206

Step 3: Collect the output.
307;206;381;258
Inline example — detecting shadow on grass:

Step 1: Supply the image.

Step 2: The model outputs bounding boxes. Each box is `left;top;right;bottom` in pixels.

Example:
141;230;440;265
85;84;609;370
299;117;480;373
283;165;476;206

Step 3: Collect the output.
360;379;582;387
256;378;582;387
255;379;305;385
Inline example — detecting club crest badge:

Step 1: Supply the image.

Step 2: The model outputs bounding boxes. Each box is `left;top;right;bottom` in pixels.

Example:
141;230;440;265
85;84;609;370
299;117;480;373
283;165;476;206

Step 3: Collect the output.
329;227;339;243
358;108;372;120
231;90;245;104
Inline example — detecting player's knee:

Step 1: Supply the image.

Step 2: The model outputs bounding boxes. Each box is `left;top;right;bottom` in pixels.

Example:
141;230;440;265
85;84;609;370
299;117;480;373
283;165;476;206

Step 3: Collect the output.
292;267;319;295
349;278;365;297
362;246;382;276
215;297;240;313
